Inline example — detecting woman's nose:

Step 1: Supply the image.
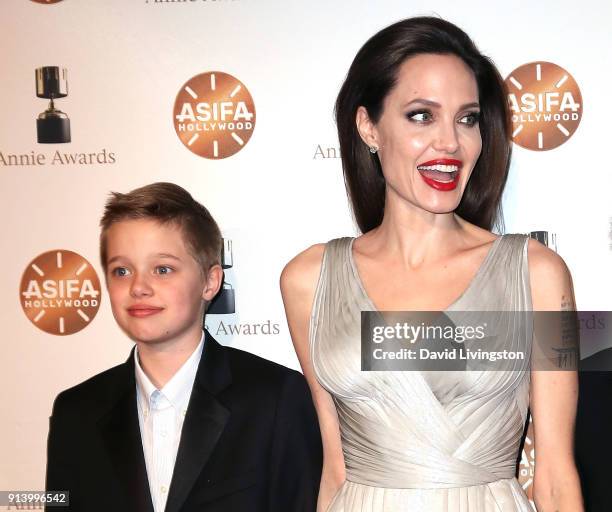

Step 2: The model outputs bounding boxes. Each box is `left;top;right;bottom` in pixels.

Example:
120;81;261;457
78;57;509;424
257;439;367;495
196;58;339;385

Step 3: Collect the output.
432;122;459;153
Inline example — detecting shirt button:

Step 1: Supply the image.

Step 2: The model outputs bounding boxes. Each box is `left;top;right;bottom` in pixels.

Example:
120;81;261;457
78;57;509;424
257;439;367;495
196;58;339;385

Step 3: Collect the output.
160;430;167;437
161;485;167;494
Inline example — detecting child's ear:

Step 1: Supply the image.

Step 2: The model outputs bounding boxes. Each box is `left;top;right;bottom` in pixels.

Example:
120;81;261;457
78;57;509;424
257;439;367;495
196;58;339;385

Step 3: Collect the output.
202;264;224;301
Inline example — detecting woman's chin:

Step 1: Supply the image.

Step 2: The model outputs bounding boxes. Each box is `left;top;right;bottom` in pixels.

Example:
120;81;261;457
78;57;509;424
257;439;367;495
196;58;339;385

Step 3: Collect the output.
416;196;463;216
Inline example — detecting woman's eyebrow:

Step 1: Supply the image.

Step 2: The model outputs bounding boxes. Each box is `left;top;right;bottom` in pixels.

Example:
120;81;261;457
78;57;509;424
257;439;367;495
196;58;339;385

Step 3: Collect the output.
402;98;480;110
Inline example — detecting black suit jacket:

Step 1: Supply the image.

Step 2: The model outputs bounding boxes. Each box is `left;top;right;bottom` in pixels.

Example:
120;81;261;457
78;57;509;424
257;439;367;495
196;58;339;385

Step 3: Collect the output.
46;332;322;511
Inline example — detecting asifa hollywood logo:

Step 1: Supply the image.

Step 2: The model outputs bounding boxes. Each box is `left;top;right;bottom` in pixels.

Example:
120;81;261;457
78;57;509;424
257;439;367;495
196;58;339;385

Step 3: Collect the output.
173;71;256;159
505;62;582;151
20;250;101;335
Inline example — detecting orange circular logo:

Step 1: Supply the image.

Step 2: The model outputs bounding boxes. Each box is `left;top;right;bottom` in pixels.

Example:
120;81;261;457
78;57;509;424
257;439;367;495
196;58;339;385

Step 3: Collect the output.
20;250;101;336
173;71;256;159
505;62;582;151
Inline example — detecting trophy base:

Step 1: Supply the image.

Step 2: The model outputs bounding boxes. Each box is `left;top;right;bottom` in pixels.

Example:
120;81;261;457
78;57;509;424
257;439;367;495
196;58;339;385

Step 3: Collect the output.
207;287;236;315
37;117;71;144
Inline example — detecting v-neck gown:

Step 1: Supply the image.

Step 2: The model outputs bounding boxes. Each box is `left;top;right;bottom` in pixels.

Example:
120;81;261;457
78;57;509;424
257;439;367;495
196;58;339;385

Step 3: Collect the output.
309;235;533;511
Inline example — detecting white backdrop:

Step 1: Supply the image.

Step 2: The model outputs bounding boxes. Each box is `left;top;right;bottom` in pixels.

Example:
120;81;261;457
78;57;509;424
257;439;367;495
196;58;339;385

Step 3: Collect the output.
2;0;611;504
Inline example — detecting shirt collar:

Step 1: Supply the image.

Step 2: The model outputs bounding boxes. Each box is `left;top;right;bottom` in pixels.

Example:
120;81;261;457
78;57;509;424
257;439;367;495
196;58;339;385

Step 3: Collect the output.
135;331;205;415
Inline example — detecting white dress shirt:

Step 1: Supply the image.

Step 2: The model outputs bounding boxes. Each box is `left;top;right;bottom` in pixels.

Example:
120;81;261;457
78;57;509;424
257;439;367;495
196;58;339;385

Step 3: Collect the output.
134;332;204;512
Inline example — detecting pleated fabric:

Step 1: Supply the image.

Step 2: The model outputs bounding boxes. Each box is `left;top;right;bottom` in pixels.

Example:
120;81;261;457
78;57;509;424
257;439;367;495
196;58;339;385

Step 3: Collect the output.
310;235;533;511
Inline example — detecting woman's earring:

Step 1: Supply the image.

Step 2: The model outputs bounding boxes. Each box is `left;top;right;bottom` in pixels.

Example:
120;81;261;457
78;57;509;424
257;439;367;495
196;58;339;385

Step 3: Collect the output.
369;145;379;154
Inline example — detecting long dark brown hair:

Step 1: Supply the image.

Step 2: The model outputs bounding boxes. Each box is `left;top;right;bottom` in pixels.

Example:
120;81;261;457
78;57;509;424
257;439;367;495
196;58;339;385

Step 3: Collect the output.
335;16;511;233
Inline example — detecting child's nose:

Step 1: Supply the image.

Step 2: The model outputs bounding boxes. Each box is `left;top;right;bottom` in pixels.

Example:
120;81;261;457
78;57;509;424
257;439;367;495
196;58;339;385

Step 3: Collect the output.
129;273;153;297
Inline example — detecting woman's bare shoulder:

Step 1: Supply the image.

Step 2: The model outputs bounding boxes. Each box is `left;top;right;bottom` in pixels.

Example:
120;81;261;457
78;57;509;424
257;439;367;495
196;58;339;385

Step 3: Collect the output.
526;237;570;277
526;237;574;310
280;243;327;297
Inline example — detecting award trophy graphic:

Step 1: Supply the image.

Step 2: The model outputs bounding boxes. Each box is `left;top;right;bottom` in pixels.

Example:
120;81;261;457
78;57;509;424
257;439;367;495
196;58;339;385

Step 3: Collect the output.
529;230;557;252
36;66;71;143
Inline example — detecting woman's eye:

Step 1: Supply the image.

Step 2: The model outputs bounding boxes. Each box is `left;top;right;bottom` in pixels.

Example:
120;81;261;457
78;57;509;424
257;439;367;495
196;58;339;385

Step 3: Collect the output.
407;110;433;122
460;112;480;126
111;267;130;277
155;266;173;275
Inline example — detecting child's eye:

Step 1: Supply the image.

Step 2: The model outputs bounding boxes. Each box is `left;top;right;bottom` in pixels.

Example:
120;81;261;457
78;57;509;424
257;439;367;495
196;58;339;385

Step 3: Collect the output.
406;110;433;123
155;266;174;275
111;267;130;277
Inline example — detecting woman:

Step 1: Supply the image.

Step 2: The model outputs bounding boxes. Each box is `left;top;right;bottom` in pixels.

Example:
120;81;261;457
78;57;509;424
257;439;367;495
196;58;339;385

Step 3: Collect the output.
281;16;583;512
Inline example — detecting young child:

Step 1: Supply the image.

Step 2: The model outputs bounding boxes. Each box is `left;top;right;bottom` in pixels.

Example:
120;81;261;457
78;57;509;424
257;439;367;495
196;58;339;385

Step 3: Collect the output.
46;182;322;512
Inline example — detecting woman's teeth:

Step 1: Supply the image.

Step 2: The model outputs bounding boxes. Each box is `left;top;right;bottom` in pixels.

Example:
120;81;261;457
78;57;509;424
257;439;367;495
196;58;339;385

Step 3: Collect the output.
417;164;459;173
417;164;459;183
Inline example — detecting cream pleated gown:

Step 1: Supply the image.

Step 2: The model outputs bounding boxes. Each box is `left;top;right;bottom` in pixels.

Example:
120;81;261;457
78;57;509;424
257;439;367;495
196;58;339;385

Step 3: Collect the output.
310;235;533;511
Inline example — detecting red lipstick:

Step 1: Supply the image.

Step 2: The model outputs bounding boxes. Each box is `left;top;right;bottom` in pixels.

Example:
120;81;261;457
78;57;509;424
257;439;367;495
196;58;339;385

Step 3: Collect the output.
419;159;463;167
417;159;463;192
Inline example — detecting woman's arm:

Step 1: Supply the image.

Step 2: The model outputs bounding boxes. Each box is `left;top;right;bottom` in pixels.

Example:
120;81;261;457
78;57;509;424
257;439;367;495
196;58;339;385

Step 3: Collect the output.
280;244;346;512
528;239;584;511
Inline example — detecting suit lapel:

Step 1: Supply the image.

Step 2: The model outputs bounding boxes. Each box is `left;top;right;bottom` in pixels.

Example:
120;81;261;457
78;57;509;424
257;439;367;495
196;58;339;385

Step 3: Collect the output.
97;352;154;512
164;331;232;512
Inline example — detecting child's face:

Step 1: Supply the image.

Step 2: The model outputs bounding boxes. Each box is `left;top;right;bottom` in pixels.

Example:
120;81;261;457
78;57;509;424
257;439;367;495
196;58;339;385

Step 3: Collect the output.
104;218;212;347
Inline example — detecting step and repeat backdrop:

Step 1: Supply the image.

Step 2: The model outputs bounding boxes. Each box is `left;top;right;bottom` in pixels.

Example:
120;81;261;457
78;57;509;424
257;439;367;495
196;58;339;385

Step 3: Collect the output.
2;0;611;508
